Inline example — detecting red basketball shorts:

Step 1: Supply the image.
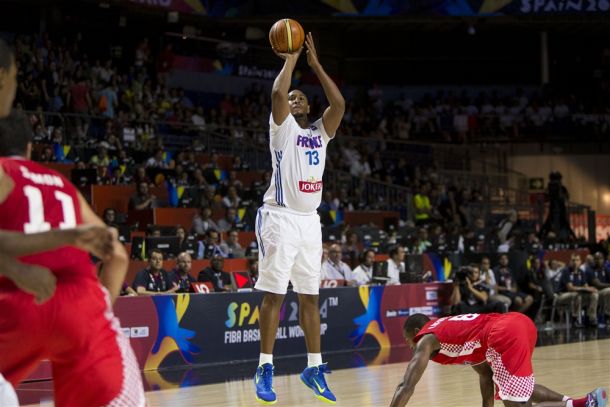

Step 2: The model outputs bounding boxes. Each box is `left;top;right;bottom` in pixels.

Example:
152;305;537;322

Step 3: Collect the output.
0;280;145;406
485;312;537;402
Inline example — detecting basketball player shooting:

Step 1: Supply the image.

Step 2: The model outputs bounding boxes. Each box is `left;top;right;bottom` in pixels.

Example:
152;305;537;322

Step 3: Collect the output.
390;313;607;407
253;31;345;405
0;39;145;406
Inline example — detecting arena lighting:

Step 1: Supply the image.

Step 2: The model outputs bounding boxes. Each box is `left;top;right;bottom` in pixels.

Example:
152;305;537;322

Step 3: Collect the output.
168;11;179;23
245;26;265;41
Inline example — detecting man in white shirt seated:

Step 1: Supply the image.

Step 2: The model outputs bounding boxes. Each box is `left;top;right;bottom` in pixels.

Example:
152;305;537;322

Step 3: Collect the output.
386;245;406;285
545;259;565;292
351;249;375;286
321;243;353;284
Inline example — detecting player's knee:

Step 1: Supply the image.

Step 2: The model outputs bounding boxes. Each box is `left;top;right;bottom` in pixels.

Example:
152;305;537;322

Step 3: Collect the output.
297;293;319;308
262;292;285;308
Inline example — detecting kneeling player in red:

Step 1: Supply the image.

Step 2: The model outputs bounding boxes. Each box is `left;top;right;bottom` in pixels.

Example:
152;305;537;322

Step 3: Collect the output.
390;312;607;407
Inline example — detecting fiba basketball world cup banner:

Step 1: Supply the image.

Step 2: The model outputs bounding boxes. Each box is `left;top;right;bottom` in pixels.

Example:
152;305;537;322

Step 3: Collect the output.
107;0;610;16
113;283;452;373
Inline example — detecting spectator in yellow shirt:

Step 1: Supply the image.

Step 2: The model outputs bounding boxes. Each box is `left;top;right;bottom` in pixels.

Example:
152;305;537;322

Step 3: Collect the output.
413;182;431;226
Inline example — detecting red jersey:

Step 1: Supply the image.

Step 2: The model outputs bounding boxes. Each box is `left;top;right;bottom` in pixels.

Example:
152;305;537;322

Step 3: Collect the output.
413;313;504;366
0;157;95;291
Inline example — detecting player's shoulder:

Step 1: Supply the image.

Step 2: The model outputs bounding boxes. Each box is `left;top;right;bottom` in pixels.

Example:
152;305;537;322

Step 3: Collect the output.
414;331;441;352
269;112;297;131
310;117;332;140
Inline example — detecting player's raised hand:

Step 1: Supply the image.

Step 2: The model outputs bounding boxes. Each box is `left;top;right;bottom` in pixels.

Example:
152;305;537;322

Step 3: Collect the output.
11;263;57;304
272;46;302;64
305;32;321;70
73;225;115;260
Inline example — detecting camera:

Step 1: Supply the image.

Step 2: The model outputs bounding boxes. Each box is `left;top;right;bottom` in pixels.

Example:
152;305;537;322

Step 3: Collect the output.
454;266;471;284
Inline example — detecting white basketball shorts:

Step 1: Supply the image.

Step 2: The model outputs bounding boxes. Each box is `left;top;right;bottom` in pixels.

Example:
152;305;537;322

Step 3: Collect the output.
254;205;322;295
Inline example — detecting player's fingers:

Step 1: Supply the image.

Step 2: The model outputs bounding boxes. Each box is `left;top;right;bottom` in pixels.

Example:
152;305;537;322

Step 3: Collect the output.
47;275;57;296
101;243;114;261
35;286;51;304
108;227;118;240
92;244;108;261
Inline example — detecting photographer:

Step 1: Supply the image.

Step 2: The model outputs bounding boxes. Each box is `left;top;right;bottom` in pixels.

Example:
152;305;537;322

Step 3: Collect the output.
540;171;575;242
450;264;505;315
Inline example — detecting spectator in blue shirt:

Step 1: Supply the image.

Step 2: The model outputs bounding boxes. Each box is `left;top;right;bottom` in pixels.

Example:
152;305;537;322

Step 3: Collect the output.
556;254;598;327
168;252;196;293
132;249;179;295
586;252;610;325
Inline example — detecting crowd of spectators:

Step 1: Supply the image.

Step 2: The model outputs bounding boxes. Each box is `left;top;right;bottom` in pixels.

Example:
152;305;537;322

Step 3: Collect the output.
318;242;610;327
11;30;606;329
14;30;587;247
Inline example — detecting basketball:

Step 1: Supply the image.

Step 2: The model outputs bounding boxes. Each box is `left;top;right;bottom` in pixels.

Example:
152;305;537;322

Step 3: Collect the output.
269;18;305;54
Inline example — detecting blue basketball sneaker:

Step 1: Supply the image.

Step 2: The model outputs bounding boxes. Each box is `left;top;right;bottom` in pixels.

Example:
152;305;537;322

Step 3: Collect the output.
254;363;276;405
585;387;607;407
300;363;336;404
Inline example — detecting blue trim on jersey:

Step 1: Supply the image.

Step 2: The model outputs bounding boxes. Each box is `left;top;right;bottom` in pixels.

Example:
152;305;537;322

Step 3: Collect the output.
256;207;266;258
274;150;285;207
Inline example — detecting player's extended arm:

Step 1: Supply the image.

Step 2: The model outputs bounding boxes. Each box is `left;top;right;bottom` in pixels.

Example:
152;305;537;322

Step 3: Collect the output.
389;334;438;407
0;226;113;257
271;47;303;126
304;32;345;137
78;192;128;304
472;362;495;407
0;253;56;304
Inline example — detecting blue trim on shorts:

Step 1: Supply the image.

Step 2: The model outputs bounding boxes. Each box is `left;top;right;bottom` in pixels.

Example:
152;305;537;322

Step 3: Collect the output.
274;150;285;207
256;207;266;258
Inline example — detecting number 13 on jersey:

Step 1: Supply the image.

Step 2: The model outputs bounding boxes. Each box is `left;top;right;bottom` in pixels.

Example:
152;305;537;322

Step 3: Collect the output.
305;151;319;165
23;186;77;233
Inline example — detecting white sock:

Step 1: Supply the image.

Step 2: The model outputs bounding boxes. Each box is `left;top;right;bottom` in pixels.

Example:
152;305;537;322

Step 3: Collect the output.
566;400;573;407
563;396;571;401
259;353;273;366
307;353;323;367
0;374;19;407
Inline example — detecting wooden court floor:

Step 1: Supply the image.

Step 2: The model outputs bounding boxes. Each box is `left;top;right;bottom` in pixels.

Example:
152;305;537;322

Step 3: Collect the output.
141;339;610;407
21;339;610;406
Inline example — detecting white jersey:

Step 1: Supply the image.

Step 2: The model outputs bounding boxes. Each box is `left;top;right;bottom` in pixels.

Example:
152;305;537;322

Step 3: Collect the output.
263;113;332;214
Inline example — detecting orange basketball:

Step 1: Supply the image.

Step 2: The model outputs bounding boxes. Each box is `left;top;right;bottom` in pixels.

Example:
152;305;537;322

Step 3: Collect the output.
269;18;305;54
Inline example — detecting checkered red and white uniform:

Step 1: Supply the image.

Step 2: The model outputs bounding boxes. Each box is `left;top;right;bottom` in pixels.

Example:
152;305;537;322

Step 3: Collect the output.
0;158;145;406
485;313;537;402
414;312;537;402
